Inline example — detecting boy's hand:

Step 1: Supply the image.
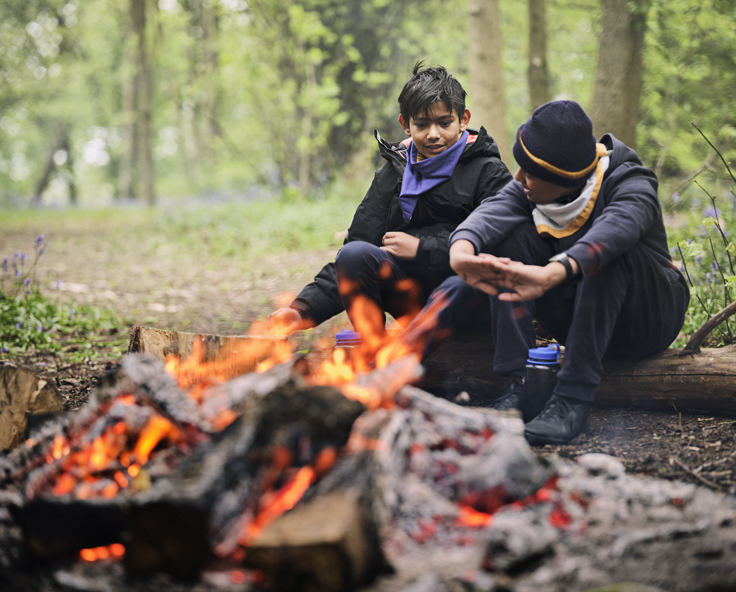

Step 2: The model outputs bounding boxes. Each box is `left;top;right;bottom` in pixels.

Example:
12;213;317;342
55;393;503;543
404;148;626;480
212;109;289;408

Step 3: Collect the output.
381;232;420;260
449;240;574;301
266;308;315;335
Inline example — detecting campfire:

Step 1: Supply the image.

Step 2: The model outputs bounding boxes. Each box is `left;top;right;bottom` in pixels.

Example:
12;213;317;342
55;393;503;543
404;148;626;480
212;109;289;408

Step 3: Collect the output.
3;297;736;592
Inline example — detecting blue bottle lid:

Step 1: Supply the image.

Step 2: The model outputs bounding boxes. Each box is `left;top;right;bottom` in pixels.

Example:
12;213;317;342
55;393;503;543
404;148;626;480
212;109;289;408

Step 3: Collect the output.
335;329;361;343
527;343;561;365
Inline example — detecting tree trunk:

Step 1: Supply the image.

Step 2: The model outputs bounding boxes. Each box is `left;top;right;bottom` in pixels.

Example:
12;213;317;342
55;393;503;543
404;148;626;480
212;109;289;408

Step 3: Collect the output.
133;0;155;206
468;0;509;164
118;11;138;201
528;0;551;112
590;0;647;149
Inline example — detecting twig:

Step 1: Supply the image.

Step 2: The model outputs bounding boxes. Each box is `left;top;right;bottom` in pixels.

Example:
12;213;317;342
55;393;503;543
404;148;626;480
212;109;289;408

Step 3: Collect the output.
681;300;736;354
677;243;730;347
671;457;719;490
691;122;736;186
695;179;736;275
678;412;683;433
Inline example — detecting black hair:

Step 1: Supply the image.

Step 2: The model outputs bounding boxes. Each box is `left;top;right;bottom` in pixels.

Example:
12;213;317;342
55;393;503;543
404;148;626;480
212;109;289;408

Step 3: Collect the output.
398;61;467;124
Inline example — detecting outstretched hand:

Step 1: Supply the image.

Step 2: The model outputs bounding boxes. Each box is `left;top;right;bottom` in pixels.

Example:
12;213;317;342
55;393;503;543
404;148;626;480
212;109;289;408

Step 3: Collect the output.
266;307;315;335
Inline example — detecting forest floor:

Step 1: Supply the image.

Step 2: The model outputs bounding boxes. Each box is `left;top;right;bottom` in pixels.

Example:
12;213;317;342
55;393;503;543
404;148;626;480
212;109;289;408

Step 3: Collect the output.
2;213;735;497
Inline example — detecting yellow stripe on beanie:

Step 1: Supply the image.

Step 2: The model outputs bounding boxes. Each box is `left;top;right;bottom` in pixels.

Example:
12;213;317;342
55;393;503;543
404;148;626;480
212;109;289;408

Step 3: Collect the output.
520;132;605;180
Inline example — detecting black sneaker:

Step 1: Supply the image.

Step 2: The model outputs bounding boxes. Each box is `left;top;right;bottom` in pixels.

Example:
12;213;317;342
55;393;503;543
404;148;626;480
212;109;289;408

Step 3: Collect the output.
487;380;524;414
524;394;590;445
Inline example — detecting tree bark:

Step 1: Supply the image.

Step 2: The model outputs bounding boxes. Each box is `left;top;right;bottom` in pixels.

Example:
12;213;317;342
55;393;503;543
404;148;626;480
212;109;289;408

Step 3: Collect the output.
468;0;509;164
528;0;551;113
132;0;155;206
590;0;647;149
118;7;138;201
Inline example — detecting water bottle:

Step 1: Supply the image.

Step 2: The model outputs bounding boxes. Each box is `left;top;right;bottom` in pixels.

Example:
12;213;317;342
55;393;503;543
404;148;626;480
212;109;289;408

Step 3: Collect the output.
334;330;362;352
523;343;561;421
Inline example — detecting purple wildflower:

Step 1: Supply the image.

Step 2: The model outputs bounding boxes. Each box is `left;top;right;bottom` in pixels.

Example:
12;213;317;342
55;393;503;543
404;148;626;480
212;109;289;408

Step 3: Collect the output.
1;347;8;353
703;206;721;219
695;255;703;265
24;278;30;286
15;322;21;329
2;258;6;273
35;234;44;245
36;325;42;331
672;193;680;204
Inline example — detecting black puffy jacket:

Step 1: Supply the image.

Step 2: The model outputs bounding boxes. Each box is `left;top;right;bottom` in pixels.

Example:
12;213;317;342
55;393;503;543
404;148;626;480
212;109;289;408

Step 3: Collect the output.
291;127;513;325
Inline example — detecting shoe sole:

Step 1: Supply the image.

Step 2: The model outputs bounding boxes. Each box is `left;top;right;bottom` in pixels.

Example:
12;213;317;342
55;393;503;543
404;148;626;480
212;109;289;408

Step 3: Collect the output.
525;417;591;446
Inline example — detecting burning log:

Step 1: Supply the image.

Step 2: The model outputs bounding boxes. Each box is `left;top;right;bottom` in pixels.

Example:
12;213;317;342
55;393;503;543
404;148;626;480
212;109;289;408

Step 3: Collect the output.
0;363;64;450
128;326;289;379
125;377;367;579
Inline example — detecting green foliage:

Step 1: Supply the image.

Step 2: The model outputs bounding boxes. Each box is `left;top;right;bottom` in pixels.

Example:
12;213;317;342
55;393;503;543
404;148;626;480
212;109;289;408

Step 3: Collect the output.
668;128;736;347
0;235;120;355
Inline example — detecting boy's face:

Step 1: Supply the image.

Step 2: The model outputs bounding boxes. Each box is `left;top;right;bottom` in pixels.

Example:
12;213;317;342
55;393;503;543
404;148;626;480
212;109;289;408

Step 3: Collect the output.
514;168;582;205
399;103;470;159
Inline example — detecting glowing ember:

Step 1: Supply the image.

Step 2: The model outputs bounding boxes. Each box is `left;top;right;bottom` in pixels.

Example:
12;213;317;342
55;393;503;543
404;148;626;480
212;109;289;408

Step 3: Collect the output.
79;543;125;562
45;396;186;500
457;504;493;528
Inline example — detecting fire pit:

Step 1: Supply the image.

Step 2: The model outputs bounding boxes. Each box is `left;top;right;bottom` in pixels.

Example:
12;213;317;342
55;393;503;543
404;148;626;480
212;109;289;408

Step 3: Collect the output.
2;326;736;592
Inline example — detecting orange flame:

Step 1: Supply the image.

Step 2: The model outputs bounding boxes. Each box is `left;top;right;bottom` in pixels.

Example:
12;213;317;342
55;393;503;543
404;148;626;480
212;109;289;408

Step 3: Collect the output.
240;466;316;545
46;396;185;500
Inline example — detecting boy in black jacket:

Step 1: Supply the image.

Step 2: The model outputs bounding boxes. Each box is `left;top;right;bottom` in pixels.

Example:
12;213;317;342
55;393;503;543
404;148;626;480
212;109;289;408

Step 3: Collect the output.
448;100;689;445
269;63;512;345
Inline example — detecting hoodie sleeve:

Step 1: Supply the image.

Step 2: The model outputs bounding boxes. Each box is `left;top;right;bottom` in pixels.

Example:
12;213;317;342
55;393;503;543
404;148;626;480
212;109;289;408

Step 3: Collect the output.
450;180;531;253
290;165;395;324
565;163;661;275
416;158;514;275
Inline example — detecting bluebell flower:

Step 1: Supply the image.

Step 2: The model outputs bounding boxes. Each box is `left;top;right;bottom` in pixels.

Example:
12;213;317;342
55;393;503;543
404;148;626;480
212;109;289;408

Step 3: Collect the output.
69;309;75;320
24;278;30;286
15;322;21;329
687;239;693;244
36;325;42;331
704;206;721;219
20;253;26;265
26;290;31;295
13;251;20;261
670;247;676;255
2;258;6;273
711;261;718;271
1;347;8;353
15;268;20;277
695;255;703;265
672;193;680;203
35;234;44;245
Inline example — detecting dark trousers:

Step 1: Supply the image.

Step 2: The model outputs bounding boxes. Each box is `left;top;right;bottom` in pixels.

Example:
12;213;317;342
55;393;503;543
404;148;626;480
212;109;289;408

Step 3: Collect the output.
422;221;689;402
335;241;435;333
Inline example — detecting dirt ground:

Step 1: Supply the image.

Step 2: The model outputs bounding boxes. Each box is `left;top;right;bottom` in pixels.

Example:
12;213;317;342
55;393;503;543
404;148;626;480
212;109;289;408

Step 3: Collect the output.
2;218;735;497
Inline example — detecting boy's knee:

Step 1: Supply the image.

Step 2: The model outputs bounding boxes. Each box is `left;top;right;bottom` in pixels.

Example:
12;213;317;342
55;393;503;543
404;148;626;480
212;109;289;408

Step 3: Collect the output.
336;241;380;274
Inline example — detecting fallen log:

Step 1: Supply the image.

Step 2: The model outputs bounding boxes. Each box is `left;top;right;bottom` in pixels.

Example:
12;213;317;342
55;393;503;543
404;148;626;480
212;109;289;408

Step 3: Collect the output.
128;326;736;415
0;363;64;450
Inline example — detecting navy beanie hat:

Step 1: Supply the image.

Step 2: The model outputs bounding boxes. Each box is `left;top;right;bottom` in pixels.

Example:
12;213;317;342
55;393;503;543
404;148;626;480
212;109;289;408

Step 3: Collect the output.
512;100;598;188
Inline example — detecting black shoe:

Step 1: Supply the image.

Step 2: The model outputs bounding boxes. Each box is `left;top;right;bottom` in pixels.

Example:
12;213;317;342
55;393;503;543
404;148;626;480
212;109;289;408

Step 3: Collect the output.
487;380;524;414
524;395;590;445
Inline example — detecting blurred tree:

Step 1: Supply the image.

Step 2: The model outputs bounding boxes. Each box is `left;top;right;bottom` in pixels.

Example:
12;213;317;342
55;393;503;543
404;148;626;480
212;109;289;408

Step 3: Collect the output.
637;0;736;197
468;0;509;163
528;0;550;112
590;0;648;149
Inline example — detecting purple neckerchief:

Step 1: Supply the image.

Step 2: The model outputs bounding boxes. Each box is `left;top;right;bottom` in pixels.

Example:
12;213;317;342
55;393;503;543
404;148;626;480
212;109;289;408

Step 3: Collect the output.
399;130;469;223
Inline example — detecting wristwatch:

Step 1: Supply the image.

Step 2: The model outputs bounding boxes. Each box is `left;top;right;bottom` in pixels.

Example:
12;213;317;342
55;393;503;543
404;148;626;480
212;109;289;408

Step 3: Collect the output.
549;252;580;282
